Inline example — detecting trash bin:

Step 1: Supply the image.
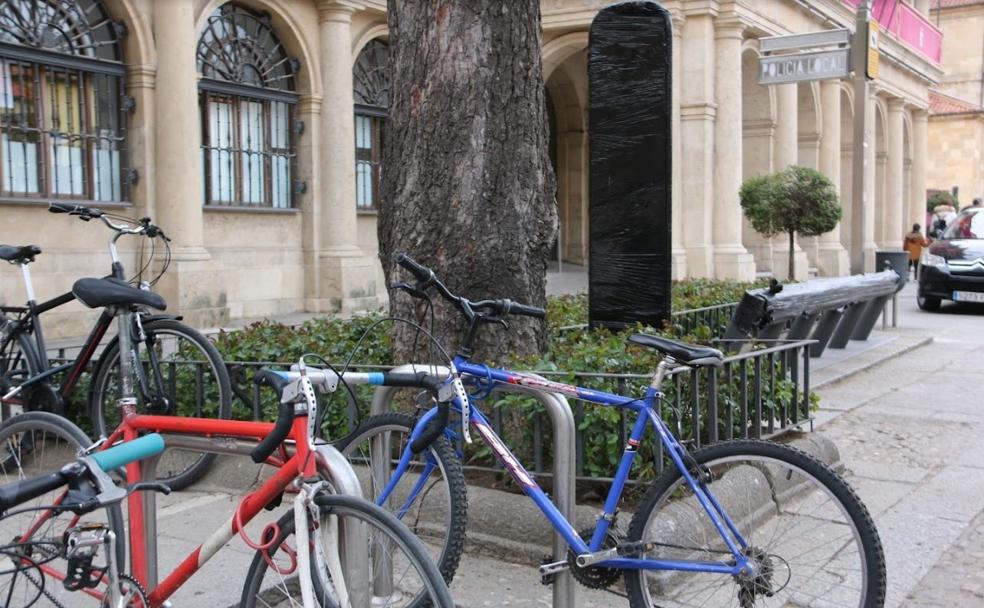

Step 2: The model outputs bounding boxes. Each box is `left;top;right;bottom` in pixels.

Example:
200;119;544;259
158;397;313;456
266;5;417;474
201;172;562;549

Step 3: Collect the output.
875;250;910;283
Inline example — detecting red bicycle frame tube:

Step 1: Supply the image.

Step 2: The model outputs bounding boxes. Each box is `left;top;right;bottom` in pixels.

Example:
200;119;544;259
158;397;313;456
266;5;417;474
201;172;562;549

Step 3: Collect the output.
103;411;317;607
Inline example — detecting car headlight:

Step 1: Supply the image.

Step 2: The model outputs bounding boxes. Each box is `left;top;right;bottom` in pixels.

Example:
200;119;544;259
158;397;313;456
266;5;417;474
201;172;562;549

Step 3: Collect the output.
921;252;947;268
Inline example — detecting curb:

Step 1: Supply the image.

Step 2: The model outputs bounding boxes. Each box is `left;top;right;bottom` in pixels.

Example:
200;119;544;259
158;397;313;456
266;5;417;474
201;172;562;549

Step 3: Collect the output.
812;334;933;389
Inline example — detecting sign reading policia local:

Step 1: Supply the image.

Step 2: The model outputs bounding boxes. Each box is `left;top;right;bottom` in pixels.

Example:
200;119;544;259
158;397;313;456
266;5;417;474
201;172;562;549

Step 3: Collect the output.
758;48;850;85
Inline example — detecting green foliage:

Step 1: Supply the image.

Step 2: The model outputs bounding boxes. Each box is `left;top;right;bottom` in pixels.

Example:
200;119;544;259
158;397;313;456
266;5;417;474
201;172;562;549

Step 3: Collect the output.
927;190;959;213
740;166;841;239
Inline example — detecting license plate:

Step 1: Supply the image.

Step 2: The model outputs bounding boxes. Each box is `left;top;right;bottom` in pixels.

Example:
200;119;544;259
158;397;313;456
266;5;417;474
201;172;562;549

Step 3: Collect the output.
953;291;984;303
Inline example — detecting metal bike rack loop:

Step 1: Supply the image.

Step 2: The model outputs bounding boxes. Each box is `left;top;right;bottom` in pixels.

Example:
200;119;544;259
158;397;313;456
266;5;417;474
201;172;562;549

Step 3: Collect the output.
370;363;580;608
141;436;369;600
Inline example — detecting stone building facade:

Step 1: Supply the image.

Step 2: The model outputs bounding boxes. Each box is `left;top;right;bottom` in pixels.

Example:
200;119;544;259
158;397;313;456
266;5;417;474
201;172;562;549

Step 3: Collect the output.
0;0;943;338
926;0;984;206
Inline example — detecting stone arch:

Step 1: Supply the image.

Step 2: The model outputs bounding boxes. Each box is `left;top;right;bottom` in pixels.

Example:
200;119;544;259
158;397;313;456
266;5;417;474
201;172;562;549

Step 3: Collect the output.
353;22;388;59
103;0;156;66
546;54;588;265
741;43;776;272
195;0;322;97
797;81;821;169
542;32;588;81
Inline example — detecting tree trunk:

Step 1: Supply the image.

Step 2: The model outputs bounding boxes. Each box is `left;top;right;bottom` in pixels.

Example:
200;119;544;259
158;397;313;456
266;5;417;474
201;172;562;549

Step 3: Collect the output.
379;0;557;363
788;230;796;280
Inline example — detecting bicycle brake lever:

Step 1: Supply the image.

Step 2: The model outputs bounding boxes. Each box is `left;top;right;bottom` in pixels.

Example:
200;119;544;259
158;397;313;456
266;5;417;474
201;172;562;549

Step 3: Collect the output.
390;282;430;301
129;482;171;495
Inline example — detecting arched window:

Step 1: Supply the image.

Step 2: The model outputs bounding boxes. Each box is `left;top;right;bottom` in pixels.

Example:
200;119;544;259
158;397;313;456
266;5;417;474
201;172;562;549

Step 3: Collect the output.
0;0;128;202
197;3;298;208
353;39;388;211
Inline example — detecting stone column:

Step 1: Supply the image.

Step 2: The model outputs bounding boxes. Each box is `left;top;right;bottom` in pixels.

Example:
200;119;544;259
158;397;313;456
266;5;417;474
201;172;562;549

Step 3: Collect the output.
862;93;878;270
911;109;929;229
818;81;850;276
299;94;323;311
316;1;378;312
773;82;808;280
670;10;687;279
712;16;755;280
884;98;906;251
679;8;716;278
152;0;225;325
774;84;799;168
153;0;206;257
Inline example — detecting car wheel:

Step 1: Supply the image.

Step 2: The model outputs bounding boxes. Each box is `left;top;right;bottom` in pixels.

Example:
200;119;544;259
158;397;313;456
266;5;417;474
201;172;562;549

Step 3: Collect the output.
918;294;941;311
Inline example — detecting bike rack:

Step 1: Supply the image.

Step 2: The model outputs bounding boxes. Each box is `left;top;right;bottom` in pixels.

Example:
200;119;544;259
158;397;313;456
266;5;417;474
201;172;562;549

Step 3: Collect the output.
141;436;369;600
370;363;579;608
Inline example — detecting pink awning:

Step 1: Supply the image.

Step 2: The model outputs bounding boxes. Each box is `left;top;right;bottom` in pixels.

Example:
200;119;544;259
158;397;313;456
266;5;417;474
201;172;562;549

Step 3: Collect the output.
843;0;942;64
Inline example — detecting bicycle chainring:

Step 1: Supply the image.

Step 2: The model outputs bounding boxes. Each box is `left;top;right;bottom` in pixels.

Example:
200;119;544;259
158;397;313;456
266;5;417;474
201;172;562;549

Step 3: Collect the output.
567;526;623;590
105;574;148;608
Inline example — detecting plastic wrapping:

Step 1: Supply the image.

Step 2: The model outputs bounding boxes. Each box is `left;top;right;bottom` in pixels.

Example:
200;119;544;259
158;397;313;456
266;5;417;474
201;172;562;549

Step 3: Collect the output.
587;1;673;330
725;270;906;338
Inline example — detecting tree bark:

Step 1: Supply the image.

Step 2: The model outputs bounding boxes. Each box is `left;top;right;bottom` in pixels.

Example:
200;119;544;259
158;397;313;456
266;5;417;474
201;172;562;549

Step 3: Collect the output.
379;0;557;363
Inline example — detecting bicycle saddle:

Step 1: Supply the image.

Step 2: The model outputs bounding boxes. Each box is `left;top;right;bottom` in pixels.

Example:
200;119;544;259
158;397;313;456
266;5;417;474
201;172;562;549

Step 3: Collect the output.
72;277;167;311
628;334;724;367
0;244;41;263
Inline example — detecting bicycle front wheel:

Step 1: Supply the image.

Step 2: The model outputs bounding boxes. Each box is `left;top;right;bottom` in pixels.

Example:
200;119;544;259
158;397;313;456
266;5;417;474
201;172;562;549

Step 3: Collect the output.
89;318;231;491
240;494;455;608
333;413;467;587
625;439;886;608
0;412;125;607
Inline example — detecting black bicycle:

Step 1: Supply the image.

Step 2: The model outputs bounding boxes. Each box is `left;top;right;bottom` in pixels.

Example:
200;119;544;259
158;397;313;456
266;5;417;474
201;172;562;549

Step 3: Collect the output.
0;204;231;490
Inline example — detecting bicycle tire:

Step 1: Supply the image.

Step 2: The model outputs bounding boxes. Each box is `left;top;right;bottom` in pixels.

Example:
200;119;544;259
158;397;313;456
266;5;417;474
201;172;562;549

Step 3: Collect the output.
240;494;455;608
625;439;886;608
89;318;232;491
0;324;42;417
0;411;126;607
332;413;467;587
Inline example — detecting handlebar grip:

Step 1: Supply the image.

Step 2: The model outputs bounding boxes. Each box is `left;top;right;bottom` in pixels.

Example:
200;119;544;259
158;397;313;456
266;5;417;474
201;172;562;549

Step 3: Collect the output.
395;253;434;284
507;301;546;319
91;434;165;472
253;369;290;393
251;370;295;463
380;372;442;395
48;202;77;214
410;403;450;454
252;401;295;463
0;470;67;513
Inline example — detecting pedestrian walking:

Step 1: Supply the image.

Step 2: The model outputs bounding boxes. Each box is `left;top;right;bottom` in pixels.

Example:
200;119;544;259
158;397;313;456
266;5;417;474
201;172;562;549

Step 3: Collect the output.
903;223;930;279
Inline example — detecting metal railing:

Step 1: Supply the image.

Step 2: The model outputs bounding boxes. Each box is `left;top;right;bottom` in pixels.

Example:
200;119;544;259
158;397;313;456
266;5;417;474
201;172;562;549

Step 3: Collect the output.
668;302;740;338
222;338;814;485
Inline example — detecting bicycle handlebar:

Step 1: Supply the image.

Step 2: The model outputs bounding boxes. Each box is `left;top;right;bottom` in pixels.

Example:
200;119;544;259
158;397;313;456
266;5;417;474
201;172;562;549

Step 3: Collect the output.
0;433;165;514
251;370;294;463
394;253;546;320
47;202;169;242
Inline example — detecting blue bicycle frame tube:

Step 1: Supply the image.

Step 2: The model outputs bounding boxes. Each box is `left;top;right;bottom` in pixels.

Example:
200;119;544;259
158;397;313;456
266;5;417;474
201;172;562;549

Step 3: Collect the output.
383;359;751;575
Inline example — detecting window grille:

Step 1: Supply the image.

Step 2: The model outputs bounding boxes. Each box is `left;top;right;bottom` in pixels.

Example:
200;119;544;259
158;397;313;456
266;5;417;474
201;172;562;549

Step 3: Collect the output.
353;39;388;211
197;3;297;209
0;0;127;203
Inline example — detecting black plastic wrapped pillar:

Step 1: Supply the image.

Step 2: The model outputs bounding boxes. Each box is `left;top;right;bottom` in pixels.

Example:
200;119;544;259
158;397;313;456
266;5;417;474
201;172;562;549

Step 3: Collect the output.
810;307;845;357
587;1;672;330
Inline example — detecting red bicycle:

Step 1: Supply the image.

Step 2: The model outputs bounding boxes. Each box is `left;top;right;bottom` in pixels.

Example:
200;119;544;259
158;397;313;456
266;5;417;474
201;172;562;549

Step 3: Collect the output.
0;361;456;607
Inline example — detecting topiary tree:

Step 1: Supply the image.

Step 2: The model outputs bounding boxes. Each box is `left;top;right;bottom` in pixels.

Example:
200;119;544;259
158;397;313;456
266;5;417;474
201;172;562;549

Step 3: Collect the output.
739;165;841;279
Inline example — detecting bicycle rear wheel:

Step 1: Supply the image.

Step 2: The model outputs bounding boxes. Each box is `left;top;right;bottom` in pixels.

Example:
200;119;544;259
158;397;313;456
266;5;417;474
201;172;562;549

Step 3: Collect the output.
240;494;454;608
89;318;231;491
625;439;886;608
0;327;41;418
0;412;125;607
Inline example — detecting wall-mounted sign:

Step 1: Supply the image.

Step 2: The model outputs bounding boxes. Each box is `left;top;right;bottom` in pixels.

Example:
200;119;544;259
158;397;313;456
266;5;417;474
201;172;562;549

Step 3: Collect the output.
758;48;851;85
866;20;880;79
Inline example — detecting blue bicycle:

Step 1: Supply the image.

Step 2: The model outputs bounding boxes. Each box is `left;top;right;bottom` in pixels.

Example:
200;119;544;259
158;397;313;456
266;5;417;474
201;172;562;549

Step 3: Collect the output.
335;254;886;608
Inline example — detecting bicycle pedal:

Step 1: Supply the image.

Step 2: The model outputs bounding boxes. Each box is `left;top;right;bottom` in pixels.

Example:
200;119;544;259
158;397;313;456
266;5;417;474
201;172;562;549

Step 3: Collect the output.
539;556;568;585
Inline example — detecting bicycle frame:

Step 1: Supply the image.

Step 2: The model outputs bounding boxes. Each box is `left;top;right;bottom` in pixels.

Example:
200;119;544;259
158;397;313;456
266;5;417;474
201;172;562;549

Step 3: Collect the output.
381;356;753;576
